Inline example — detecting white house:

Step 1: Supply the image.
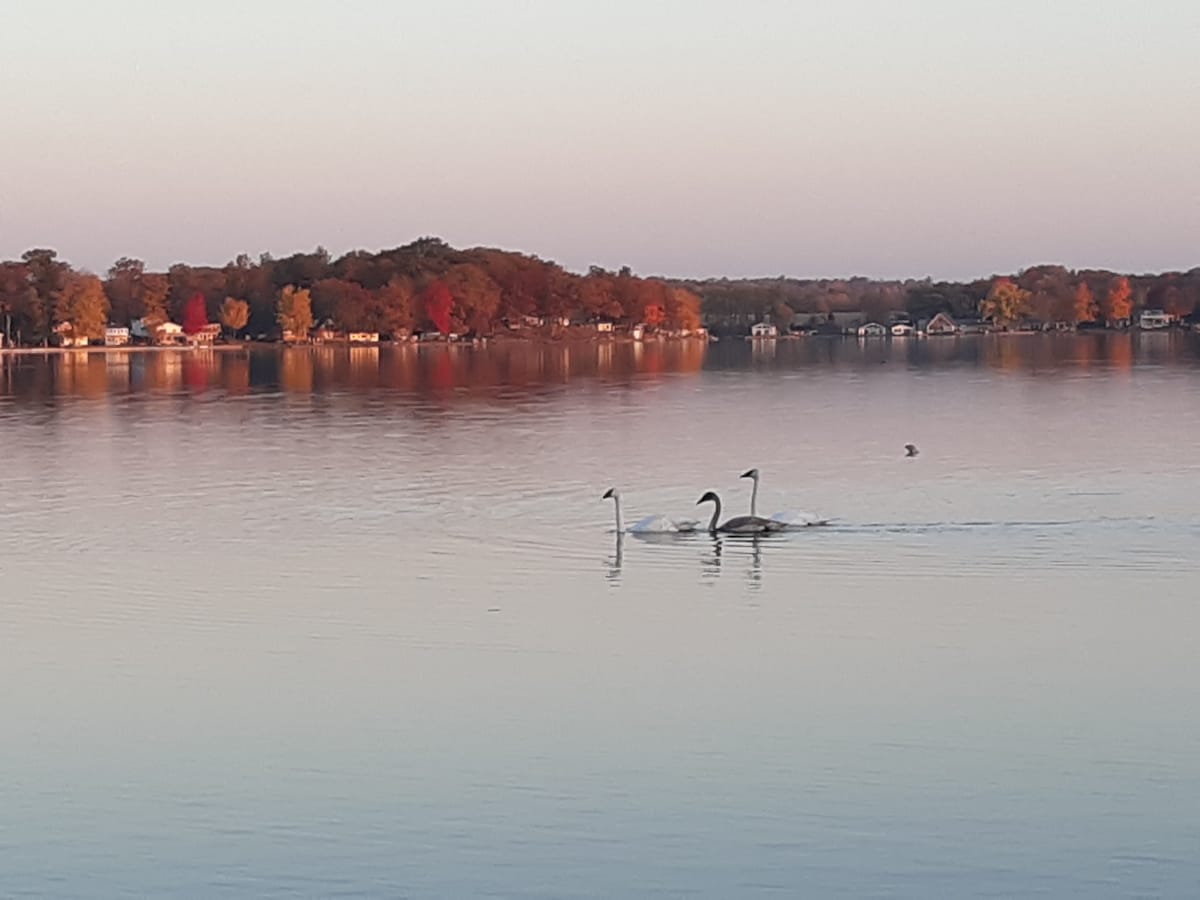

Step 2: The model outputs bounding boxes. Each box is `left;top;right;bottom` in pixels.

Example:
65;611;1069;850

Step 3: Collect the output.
925;312;958;336
1139;309;1172;330
157;322;185;345
132;318;184;345
104;326;130;347
750;322;778;338
857;322;887;337
595;321;613;333
891;323;914;337
348;331;380;343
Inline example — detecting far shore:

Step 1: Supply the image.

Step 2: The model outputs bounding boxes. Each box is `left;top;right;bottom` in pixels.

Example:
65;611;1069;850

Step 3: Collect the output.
1;328;1192;357
0;332;710;355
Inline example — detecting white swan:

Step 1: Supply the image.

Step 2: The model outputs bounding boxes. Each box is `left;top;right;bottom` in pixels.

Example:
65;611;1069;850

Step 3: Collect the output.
602;488;700;534
740;467;831;528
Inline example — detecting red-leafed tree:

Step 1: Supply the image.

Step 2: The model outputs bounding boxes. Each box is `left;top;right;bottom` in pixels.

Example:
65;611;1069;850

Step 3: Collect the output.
421;280;453;334
181;291;208;335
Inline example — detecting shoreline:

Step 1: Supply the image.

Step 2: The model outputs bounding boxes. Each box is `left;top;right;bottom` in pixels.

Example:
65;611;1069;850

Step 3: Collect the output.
0;328;1192;357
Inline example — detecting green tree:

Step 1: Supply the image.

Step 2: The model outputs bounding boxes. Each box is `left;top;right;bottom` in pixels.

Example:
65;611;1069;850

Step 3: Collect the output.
105;257;144;324
21;249;69;343
276;286;314;339
218;297;250;336
980;278;1031;328
0;261;35;344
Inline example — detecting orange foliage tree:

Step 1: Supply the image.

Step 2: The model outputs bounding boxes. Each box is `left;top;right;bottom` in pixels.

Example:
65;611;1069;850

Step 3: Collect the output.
643;304;666;328
666;287;703;330
1072;282;1099;323
980;278;1031;328
1103;277;1133;326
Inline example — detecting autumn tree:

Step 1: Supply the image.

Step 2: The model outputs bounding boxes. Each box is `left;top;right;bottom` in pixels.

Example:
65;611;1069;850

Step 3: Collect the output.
543;266;580;321
980;278;1031;328
770;301;795;332
218;297;250;337
54;272;110;341
579;270;622;321
420;280;453;334
1102;276;1133;326
376;276;416;335
181;292;208;335
665;287;703;331
0;261;34;343
441;263;502;335
276;285;314;339
1072;282;1099;323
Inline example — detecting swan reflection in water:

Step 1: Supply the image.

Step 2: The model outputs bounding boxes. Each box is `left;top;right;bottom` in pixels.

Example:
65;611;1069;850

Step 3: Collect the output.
605;532;624;585
607;530;765;591
702;535;764;591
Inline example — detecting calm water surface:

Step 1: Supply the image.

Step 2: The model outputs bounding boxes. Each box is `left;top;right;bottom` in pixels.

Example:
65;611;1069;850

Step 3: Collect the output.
1;335;1199;898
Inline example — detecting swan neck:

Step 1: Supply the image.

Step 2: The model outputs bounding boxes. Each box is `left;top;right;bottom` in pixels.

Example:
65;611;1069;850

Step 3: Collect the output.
750;475;759;517
613;494;624;533
708;495;721;533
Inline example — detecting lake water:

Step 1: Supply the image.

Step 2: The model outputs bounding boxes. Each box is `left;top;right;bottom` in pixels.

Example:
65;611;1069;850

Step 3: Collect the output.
2;335;1198;898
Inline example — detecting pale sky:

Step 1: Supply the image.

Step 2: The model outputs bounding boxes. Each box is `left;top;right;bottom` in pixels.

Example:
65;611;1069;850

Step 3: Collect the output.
1;0;1197;280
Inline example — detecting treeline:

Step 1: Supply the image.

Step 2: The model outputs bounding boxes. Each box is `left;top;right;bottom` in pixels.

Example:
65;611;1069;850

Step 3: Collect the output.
3;240;1198;346
0;238;703;345
677;264;1200;332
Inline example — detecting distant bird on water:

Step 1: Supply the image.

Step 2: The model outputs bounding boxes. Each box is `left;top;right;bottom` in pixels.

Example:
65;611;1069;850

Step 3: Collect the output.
905;443;920;457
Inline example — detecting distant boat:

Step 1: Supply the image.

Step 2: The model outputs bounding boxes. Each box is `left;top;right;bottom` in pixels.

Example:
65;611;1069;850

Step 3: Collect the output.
1139;309;1172;330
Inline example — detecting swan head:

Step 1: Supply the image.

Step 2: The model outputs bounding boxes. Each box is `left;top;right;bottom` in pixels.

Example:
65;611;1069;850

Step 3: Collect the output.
697;490;719;506
740;468;759;480
602;487;618;500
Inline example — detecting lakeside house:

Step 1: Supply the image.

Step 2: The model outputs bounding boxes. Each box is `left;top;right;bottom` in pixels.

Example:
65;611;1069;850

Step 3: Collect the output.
349;331;380;343
52;322;90;347
131;318;186;345
750;322;778;338
857;322;887;337
104;326;130;347
157;322;185;344
187;323;221;345
925;312;958;335
1139;309;1172;330
957;317;990;334
891;322;914;337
